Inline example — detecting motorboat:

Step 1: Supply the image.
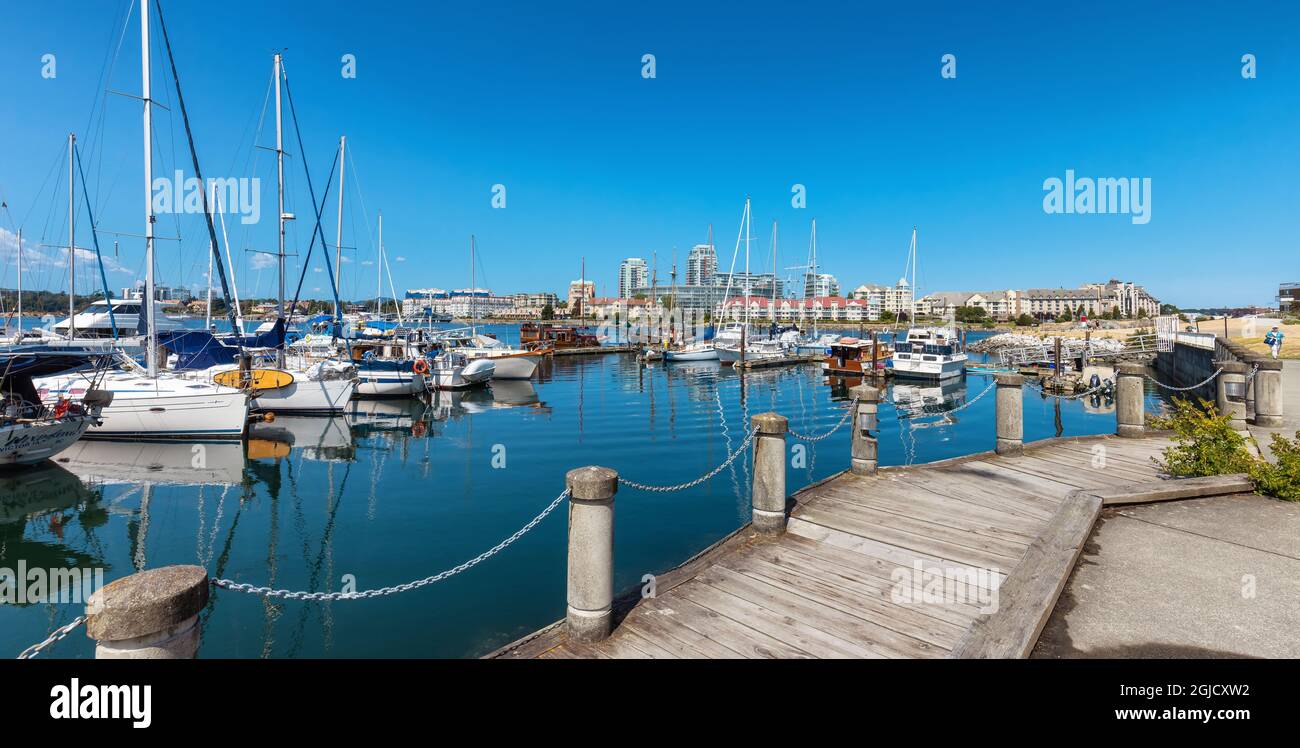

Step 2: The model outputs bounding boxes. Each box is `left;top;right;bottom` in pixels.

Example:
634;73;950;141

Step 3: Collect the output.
423;351;495;390
821;337;893;375
432;328;541;379
48;298;183;339
889;326;968;380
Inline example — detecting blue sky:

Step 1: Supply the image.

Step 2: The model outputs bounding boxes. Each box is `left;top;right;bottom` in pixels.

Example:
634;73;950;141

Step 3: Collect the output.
0;0;1296;307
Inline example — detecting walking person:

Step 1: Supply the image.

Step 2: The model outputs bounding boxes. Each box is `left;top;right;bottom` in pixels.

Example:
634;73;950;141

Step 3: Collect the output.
1264;326;1285;359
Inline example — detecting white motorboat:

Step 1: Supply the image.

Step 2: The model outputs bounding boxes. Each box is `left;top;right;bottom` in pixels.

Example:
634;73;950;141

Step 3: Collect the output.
423;352;495;390
49;298;183;339
889;326;968;380
433;329;540;379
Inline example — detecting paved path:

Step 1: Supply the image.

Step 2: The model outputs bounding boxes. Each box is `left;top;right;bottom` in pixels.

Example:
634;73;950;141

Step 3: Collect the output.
1249;359;1300;463
1034;494;1300;658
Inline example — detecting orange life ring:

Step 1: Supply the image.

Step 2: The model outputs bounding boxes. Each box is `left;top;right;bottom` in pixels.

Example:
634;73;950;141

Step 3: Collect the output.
412;358;430;375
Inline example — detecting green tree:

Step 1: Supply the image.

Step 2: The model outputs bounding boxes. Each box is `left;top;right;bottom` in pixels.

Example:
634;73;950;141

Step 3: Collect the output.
540;304;554;320
954;305;987;323
1015;313;1036;327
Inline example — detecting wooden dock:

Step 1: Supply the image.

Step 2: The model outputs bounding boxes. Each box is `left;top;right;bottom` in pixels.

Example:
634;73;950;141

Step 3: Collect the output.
736;353;821;370
492;433;1192;659
550;344;638;356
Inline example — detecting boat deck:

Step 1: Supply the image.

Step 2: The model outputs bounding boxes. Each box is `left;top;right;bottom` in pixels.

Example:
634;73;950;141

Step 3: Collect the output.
493;434;1180;659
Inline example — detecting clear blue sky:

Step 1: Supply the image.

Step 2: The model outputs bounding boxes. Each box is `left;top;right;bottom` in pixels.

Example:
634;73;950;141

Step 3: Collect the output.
0;0;1296;308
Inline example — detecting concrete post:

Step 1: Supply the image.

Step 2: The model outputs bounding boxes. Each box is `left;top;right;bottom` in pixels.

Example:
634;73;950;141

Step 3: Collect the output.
1217;361;1248;428
849;384;880;475
565;466;617;643
750;413;789;534
1115;363;1145;438
85;565;208;659
994;373;1024;456
1253;360;1284;427
1243;355;1260;418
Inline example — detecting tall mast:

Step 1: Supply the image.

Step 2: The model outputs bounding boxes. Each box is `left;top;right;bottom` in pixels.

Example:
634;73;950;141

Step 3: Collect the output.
741;196;750;365
205;238;213;328
141;1;157;376
470;234;477;332
334;135;346;317
274;52;286;366
910;226;917;323
15;227;21;328
376;210;383;313
770;220;777;323
810;218;818;336
67;132;75;338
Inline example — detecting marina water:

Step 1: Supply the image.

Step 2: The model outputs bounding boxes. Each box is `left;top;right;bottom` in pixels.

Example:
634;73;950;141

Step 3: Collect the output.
0;327;1171;658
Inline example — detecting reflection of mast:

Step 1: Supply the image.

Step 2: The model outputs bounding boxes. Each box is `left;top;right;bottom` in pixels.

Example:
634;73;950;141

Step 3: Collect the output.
131;483;152;572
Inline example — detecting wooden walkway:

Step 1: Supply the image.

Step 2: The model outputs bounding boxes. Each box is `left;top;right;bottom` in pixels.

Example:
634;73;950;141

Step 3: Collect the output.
494;434;1183;659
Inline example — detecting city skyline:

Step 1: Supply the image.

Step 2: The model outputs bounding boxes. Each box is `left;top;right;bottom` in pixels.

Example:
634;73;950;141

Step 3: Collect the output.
0;1;1296;309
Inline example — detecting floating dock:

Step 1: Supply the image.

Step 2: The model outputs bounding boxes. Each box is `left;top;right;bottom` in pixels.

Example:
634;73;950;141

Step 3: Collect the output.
736;353;822;370
550;344;638;356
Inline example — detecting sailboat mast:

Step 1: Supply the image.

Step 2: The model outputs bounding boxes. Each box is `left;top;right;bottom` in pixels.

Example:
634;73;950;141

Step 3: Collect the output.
334;135;346;318
810;218;818;337
15;227;21;327
470;234;477;333
67;132;75;338
376;210;383;313
274;52;286;366
911;227;917;323
205;238;213;328
770;220;777;323
741;196;750;366
141;1;157;376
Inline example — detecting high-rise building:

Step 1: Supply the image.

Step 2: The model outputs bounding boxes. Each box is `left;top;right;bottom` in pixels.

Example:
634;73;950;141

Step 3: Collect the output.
618;258;648;299
568;280;596;315
805;273;839;298
685;244;717;287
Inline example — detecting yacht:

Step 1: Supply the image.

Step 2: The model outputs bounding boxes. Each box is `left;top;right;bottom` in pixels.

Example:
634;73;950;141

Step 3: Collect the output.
889;327;968;380
1;349;112;466
50;298;183;339
432;328;541;379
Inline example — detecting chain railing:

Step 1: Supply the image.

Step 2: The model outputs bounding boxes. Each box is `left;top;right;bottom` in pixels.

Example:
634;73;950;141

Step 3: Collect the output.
1142;367;1223;392
16;616;86;659
788;397;859;443
617;429;757;492
212;487;571;601
1030;381;1110;401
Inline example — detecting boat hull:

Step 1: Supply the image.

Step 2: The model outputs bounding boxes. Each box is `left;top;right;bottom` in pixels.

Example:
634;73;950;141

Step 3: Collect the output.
665;346;718;362
249;377;357;414
0;416;94;466
479;353;538;380
890;354;968;380
34;374;250;440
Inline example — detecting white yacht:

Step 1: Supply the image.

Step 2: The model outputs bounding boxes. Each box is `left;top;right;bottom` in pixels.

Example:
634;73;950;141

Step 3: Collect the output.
889;327;968;380
50;299;183;339
433;329;541;379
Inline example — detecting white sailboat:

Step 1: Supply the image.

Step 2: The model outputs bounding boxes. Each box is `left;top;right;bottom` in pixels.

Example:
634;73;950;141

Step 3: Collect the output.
36;1;250;440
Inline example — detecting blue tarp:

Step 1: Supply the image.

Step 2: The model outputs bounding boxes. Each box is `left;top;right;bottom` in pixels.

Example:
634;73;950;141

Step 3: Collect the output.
158;319;287;370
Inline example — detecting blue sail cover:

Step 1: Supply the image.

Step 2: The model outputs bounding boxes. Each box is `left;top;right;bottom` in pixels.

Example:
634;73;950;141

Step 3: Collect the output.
158;319;287;370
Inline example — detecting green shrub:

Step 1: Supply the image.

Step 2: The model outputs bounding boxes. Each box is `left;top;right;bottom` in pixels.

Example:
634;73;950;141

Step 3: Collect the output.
1148;398;1256;477
1149;398;1300;501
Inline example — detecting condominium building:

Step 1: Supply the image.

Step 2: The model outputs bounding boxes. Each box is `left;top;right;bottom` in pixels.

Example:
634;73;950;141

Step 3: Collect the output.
712;272;783;300
912;279;1159;321
849;278;913;319
685;244;717;286
618;258;649;299
805;273;840;299
568;280;596;315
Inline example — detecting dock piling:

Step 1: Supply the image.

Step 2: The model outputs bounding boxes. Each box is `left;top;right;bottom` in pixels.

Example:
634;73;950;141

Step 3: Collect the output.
565;466;618;643
1252;360;1284;427
750;413;789;534
85;565;209;659
1217;361;1249;428
994;373;1024;456
1115;363;1145;438
849;385;880;475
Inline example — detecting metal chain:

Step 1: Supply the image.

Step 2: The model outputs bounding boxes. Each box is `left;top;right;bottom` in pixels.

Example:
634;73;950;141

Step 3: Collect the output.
789;397;859;442
946;378;997;414
1031;381;1109;401
1143;367;1223;392
212;488;571;601
17;616;86;659
617;429;758;492
1246;363;1260;383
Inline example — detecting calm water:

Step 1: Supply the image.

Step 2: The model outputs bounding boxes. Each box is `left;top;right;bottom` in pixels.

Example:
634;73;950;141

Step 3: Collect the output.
1;327;1171;658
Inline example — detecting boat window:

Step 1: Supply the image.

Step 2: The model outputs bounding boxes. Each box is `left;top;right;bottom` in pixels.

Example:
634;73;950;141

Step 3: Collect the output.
116;304;142;315
83;303;110;314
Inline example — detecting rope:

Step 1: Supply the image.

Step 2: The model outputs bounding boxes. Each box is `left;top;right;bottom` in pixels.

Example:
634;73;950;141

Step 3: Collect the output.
16;616;85;659
212;488;570;601
1142;367;1223;392
618;429;758;492
788;396;858;442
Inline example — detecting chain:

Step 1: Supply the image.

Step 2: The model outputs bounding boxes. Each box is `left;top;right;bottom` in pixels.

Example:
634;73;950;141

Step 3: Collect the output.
17;616;86;659
946;378;997;414
789;397;859;442
1246;363;1260;383
617;429;758;492
212;488;571;601
1031;381;1110;401
1143;367;1223;392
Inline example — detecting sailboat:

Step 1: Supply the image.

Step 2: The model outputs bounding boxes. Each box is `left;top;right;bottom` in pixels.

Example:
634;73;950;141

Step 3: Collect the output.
162;53;357;414
716;202;794;365
34;2;250;439
793;218;842;355
665;229;720;362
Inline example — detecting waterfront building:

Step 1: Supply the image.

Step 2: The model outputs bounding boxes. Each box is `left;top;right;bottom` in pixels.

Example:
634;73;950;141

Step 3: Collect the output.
630;283;719;313
685;244;717;286
401;288;513;318
568;280;596;317
1281;282;1299;314
912;279;1160;321
717;295;856;323
805;273;840;299
849;278;912;320
618;258;648;299
713;272;782;300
